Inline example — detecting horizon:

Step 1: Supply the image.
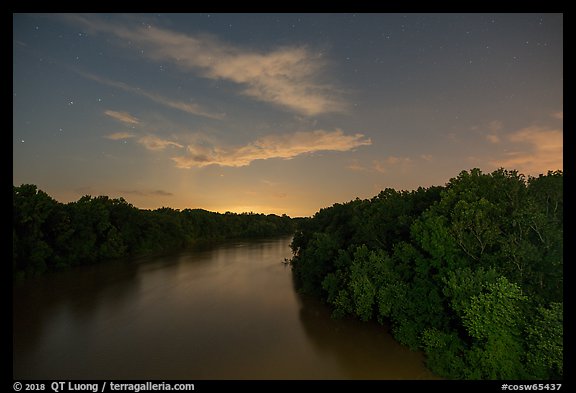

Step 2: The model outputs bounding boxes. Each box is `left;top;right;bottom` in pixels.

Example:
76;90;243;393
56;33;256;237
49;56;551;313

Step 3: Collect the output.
14;13;563;217
15;165;560;219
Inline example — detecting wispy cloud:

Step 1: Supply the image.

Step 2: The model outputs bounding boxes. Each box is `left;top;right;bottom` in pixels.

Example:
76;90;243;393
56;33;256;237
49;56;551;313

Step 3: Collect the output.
473;120;503;144
79;71;224;120
346;159;369;172
172;129;371;168
105;132;136;140
486;134;500;144
552;111;563;120
104;110;139;125
373;156;413;173
64;15;344;116
138;135;184;151
348;154;429;173
488;120;503;132
492;126;562;175
261;179;280;187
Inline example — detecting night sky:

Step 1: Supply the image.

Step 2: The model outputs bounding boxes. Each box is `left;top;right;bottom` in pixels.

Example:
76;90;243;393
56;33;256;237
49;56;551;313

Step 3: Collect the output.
13;13;563;217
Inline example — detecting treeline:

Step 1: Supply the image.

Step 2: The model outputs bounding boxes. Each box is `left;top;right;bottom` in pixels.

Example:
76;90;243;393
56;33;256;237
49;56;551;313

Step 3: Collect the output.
290;168;562;379
13;184;294;278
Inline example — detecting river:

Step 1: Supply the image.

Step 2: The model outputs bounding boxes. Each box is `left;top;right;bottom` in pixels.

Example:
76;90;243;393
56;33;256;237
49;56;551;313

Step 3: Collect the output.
13;236;438;379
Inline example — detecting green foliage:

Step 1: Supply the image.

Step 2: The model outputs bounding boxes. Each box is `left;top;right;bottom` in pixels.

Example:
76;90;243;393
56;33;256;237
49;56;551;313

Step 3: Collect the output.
13;184;58;275
13;185;295;277
525;302;563;379
348;246;379;321
290;168;563;379
465;335;526;379
291;232;340;296
462;277;526;341
457;277;528;379
422;328;466;379
411;213;460;269
442;267;499;316
392;318;422;350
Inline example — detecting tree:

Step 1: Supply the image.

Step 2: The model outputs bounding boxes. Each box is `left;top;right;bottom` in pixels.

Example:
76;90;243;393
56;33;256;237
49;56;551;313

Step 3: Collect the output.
525;302;563;379
13;185;58;275
288;168;563;379
461;277;527;379
292;232;340;296
13;185;296;277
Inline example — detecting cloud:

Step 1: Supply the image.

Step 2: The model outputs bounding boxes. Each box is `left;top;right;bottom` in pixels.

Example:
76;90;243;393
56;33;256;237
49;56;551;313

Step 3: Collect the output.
346;159;369;172
261;179;280;186
373;156;413;174
347;155;430;173
474;120;503;144
172;129;371;168
492;126;562;175
105;132;136;140
104;110;139;125
486;134;500;144
488;120;503;132
79;71;224;120
552;111;563;120
138;135;184;151
64;15;344;116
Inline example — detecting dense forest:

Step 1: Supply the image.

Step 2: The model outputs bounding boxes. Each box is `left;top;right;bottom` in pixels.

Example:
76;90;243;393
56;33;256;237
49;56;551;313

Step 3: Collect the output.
290;168;563;380
13;184;294;278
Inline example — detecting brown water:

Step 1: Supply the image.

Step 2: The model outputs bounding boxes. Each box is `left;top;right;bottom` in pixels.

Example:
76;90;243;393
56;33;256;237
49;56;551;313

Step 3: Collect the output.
13;236;438;379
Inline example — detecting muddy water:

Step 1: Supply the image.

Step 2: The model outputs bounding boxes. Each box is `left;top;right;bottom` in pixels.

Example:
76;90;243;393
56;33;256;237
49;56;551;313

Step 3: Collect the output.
13;236;438;379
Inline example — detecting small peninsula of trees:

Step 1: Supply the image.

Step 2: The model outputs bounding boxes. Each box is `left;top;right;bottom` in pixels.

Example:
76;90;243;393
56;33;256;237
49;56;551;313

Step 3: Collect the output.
13;184;294;278
290;168;562;379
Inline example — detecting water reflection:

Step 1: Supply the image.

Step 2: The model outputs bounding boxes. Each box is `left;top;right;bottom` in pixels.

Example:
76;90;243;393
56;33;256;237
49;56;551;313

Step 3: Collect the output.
13;236;437;379
13;260;140;362
297;294;439;379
